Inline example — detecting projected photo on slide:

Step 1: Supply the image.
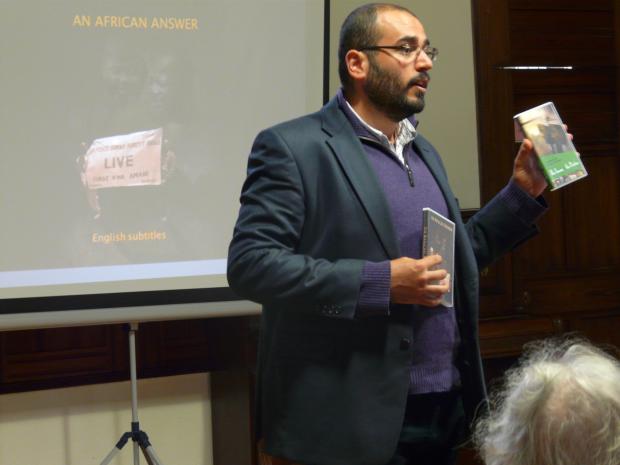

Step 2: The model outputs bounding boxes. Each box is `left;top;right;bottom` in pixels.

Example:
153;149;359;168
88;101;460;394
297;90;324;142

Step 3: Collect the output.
79;128;166;207
0;0;324;301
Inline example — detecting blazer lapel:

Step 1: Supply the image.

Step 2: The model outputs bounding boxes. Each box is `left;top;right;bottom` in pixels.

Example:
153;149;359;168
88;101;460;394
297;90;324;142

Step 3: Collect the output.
411;137;461;221
321;102;400;259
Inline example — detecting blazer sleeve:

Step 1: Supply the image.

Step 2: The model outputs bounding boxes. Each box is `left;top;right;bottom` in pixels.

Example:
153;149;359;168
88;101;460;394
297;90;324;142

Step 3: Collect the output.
227;128;365;318
464;183;544;271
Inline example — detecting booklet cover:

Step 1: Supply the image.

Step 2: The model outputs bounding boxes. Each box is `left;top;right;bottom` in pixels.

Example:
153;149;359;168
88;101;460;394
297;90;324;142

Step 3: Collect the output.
422;208;455;307
514;101;587;190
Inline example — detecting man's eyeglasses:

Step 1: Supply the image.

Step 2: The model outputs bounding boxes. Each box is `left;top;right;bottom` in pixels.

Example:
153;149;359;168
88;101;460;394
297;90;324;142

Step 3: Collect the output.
359;44;439;62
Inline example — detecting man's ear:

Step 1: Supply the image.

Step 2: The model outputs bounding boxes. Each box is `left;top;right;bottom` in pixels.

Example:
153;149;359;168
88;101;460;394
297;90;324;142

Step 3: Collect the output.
345;49;369;83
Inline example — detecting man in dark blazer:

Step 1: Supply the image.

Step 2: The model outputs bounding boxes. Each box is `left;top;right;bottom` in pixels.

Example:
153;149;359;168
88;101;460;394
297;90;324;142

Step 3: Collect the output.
228;4;548;465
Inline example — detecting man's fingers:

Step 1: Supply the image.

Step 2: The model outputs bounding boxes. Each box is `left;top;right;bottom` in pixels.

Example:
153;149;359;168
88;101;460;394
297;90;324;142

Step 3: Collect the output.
422;276;450;307
518;138;534;156
426;283;449;295
421;254;442;267
562;124;574;140
426;268;448;282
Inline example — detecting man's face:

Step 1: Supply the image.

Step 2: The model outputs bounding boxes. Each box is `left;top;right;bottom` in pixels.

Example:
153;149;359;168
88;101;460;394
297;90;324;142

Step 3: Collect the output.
362;9;433;122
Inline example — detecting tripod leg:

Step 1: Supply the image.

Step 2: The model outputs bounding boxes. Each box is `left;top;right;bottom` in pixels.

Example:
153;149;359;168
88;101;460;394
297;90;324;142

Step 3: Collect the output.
100;447;121;465
134;440;141;465
135;430;165;465
100;432;132;465
144;445;165;465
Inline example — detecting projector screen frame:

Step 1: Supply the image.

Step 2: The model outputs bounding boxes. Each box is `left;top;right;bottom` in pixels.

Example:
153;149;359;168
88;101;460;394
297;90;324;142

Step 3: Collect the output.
0;0;331;316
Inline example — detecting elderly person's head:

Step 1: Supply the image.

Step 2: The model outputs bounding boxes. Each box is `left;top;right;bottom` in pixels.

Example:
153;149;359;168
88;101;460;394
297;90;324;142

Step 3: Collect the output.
474;339;620;465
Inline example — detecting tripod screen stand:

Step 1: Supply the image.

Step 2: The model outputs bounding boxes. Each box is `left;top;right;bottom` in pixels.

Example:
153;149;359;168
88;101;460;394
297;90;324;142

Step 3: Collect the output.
100;322;166;465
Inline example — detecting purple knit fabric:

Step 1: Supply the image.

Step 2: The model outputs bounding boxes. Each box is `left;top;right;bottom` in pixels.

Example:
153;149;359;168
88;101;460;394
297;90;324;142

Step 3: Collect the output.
337;90;461;393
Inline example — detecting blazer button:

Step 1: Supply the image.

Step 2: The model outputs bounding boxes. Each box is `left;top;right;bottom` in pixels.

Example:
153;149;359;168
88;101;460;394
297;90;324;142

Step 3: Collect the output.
400;338;411;350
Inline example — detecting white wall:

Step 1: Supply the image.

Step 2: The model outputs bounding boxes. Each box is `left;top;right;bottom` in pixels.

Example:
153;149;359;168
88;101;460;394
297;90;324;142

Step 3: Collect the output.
329;0;481;208
0;373;212;465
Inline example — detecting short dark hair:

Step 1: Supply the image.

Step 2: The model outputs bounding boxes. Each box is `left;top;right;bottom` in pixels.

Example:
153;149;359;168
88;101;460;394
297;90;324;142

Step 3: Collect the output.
338;3;416;91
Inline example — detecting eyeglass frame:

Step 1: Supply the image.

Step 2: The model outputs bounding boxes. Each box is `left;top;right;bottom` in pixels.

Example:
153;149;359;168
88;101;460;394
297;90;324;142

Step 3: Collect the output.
358;43;439;62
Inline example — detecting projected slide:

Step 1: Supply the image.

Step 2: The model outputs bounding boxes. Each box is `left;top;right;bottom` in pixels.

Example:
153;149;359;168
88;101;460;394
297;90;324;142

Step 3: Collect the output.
0;0;324;300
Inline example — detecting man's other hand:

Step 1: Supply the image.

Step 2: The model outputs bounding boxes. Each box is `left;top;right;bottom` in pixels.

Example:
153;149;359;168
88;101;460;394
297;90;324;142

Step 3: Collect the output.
390;255;449;307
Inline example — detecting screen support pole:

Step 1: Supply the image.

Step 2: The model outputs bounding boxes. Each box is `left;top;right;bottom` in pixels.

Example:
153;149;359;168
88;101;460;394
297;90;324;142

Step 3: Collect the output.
99;323;166;465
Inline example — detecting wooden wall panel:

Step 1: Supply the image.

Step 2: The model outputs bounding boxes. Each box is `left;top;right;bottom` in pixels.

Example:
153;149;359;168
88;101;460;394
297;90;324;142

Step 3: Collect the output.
138;320;210;375
508;0;613;12
513;156;620;277
472;0;517;321
479;317;562;358
567;312;620;347
0;325;128;393
509;10;614;66
4;325;108;354
563;156;620;270
469;14;620;465
515;93;616;143
517;273;620;315
511;188;566;276
472;0;515;203
475;0;620;323
478;256;514;318
0;316;258;394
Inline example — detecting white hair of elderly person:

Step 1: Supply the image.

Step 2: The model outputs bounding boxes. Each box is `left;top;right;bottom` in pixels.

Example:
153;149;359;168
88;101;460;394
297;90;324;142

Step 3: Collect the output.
474;338;620;465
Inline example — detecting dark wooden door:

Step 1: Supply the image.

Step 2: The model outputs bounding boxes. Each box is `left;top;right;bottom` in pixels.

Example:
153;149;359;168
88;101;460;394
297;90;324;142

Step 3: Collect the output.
460;1;620;463
474;0;620;347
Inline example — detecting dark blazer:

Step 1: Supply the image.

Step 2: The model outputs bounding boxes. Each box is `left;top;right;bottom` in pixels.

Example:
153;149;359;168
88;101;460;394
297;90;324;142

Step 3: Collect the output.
228;97;538;465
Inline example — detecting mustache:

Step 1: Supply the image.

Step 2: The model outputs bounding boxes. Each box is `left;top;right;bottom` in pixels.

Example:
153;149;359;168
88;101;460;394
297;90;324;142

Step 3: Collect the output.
407;72;430;88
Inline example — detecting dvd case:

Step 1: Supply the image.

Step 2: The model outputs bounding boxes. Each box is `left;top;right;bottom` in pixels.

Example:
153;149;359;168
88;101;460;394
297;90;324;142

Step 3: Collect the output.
422;208;455;307
514;101;587;190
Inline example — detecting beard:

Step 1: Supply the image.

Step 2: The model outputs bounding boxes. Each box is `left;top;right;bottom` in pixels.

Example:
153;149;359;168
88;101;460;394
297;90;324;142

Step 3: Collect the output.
363;57;428;122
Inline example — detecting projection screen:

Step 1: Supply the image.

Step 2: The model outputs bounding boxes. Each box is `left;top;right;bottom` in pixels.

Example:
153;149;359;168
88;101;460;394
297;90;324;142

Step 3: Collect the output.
0;0;326;312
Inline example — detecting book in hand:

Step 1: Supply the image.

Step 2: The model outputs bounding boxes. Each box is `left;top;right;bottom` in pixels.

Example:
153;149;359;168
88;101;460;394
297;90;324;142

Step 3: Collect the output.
514;101;587;191
422;208;455;307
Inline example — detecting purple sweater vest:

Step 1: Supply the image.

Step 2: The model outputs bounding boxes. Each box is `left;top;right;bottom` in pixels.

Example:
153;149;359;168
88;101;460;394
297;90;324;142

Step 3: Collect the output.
337;91;461;393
